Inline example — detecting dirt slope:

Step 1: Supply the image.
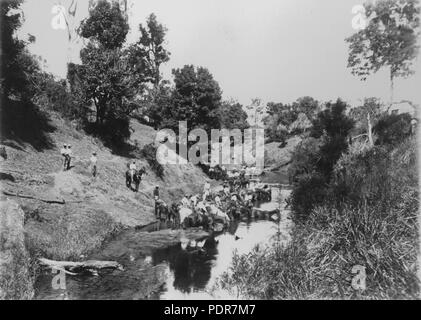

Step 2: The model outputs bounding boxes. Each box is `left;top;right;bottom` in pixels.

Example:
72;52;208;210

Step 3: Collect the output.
262;136;302;183
0;111;208;260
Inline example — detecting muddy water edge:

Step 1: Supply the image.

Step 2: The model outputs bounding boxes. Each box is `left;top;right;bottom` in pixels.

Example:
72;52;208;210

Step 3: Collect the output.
34;187;292;300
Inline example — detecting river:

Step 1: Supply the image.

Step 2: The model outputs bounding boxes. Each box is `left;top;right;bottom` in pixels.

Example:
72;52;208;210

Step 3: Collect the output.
34;187;292;300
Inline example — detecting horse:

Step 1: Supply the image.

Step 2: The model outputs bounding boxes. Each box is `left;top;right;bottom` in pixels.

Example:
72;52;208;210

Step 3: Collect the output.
255;187;271;202
166;203;181;229
125;167;146;191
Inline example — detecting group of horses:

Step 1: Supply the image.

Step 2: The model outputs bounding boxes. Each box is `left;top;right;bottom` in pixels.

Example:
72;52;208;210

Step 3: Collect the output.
124;164;273;232
154;182;273;232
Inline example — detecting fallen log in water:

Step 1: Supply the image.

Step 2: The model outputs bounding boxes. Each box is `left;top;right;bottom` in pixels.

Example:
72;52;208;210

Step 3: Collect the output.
38;258;124;273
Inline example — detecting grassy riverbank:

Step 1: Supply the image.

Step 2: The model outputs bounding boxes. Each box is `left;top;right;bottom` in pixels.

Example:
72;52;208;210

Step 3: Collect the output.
218;136;419;299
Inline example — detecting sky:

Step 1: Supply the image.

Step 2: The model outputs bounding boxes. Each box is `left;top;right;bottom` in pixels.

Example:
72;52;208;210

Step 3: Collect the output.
18;0;421;108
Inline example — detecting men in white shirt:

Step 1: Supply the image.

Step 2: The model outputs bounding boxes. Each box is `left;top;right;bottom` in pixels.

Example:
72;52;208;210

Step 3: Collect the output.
129;161;136;181
214;194;222;208
60;144;67;170
190;194;198;207
90;152;97;177
196;201;207;214
223;185;230;197
204;181;211;193
203;181;211;200
67;145;72;170
181;195;190;207
244;192;253;202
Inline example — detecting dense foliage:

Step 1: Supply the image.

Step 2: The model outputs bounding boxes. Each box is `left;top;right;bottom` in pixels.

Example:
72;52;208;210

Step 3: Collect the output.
263;96;319;143
288;99;354;218
218;100;249;130
0;0;40;100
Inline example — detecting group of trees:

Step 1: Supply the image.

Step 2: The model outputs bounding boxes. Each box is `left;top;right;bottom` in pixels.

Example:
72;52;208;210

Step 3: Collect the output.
1;0;249;153
69;0;250;145
263;96;319;144
288;96;414;219
67;1;169;146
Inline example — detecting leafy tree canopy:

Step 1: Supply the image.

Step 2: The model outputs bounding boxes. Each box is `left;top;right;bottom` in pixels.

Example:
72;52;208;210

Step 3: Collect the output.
1;0;39;99
218;100;249;130
346;0;420;81
79;0;129;49
161;65;222;132
137;13;170;87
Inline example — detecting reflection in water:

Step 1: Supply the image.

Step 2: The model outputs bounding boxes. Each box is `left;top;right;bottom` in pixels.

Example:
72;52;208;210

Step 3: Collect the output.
152;243;217;293
156;218;290;299
34;188;292;300
156;188;292;299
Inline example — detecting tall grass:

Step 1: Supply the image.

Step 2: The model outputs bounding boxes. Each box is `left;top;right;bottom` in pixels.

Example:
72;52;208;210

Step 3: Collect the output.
218;136;419;299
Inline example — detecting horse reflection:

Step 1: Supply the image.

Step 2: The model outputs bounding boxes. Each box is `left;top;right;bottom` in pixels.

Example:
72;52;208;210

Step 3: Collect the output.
151;238;219;293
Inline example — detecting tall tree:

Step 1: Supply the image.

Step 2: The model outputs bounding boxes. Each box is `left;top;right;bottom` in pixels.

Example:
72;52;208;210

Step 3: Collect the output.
0;0;39;100
137;13;170;89
346;0;420;105
79;0;129;49
158;65;222;132
218;100;249;130
71;0;147;145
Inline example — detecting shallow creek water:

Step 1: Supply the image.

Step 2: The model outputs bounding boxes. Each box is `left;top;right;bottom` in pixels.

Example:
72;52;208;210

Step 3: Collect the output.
34;187;292;300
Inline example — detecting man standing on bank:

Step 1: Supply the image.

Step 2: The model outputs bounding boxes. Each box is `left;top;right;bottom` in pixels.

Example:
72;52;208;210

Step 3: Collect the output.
154;186;160;218
90;152;98;177
65;144;72;170
60;144;67;170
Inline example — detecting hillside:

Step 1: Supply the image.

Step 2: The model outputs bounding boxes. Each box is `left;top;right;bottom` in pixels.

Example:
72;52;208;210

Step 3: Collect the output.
0;107;208;262
262;136;302;183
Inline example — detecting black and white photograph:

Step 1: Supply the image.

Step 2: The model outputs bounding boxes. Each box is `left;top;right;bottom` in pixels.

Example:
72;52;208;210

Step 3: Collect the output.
0;0;420;304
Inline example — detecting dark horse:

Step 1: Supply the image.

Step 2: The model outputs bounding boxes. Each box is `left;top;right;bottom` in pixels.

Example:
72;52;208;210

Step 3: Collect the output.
126;167;146;192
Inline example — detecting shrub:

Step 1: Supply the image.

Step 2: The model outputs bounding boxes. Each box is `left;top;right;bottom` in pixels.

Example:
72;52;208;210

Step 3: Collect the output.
33;73;84;120
373;113;412;146
85;114;131;150
290;173;328;221
288;136;322;183
139;143;164;178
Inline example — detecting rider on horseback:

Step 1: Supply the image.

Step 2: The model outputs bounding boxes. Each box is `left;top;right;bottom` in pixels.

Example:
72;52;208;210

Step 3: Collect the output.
129;161;136;181
126;161;147;192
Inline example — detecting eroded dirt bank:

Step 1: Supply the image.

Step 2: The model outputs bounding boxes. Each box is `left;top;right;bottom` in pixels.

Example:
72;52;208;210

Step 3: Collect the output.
0;112;209;298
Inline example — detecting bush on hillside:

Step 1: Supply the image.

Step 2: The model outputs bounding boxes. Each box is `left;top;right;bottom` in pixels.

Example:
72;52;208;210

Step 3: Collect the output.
33;73;85;120
288;136;322;183
310;99;354;178
288;100;354;219
373;113;412;146
85;114;131;150
218;136;419;299
139;143;164;178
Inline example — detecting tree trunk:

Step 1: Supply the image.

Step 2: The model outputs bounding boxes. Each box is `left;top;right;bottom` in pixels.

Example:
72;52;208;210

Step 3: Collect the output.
38;258;123;272
389;68;394;109
367;112;373;147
